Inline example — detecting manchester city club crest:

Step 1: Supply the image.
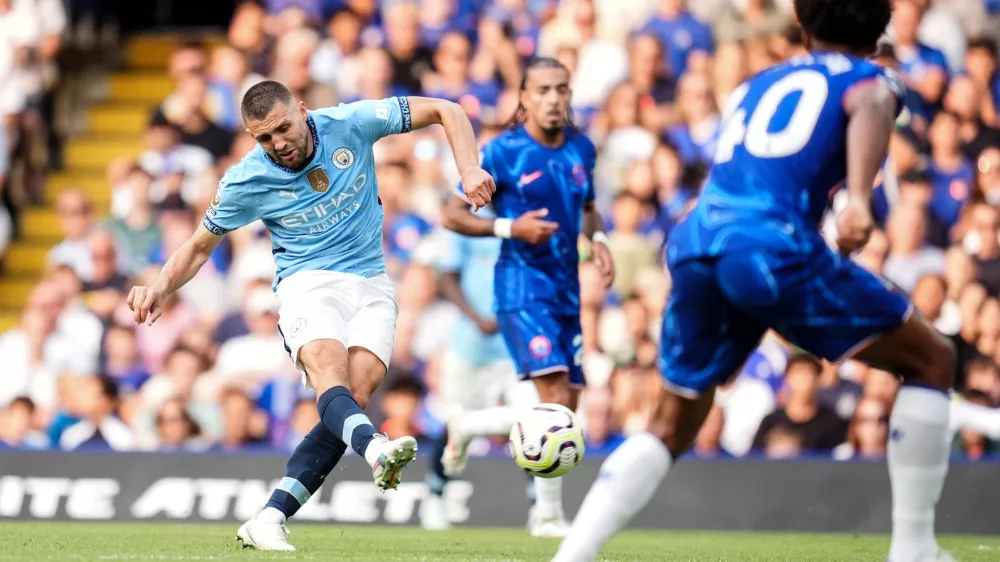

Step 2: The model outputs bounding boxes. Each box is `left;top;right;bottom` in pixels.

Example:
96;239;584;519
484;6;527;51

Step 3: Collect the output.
333;147;355;169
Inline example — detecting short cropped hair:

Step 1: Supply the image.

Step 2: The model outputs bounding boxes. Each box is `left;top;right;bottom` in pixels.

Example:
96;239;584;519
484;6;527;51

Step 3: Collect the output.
241;80;295;121
785;353;823;376
794;0;892;52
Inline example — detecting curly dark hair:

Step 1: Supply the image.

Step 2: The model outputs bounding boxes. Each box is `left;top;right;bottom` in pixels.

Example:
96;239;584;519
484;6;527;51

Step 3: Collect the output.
794;0;893;53
505;57;573;129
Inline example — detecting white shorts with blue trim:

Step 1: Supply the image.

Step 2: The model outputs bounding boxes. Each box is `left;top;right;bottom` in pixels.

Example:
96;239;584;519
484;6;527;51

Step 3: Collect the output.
275;270;398;388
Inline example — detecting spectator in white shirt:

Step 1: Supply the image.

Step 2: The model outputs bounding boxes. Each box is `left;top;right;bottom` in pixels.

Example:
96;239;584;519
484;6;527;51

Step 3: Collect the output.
883;202;946;294
0;281;82;412
211;287;296;388
59;376;134;451
47;189;96;282
138;113;213;206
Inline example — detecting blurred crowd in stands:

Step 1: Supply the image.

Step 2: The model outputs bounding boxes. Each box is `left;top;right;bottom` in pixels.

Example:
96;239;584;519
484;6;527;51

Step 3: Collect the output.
2;0;1000;461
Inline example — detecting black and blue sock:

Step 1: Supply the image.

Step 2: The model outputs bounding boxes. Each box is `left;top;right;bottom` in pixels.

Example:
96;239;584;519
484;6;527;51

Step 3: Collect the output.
317;385;380;459
264;421;347;519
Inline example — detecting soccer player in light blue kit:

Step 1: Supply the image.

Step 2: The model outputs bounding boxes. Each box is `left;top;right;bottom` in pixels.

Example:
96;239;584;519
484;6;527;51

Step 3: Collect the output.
127;81;496;551
553;1;960;561
419;219;540;531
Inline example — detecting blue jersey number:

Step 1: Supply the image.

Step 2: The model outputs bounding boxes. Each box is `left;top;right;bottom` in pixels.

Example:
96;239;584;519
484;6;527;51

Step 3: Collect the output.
715;70;830;163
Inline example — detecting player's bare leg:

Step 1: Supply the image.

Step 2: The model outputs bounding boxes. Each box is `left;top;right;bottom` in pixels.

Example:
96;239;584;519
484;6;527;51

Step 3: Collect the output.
852;314;956;562
552;388;714;562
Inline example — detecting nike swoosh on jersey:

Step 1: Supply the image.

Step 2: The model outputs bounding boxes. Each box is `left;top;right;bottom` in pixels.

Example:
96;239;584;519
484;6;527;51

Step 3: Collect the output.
519;171;543;186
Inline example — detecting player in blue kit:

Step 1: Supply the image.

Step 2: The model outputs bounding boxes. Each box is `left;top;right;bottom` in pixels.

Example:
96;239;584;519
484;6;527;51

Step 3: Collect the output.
419;217;540;532
442;58;615;536
553;1;959;561
127;81;495;551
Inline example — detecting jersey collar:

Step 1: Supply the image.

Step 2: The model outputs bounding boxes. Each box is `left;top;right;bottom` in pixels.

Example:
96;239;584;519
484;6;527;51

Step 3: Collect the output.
262;114;321;174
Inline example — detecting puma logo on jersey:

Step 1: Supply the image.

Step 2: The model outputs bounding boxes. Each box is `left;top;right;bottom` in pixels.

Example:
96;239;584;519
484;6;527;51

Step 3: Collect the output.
278;190;300;201
519;171;543;186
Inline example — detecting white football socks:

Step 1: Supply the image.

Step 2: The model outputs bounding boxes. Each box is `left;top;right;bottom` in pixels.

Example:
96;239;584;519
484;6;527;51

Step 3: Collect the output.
949;397;1000;439
888;386;951;562
362;435;388;467
533;475;565;520
456;406;519;437
552;433;672;562
257;506;286;524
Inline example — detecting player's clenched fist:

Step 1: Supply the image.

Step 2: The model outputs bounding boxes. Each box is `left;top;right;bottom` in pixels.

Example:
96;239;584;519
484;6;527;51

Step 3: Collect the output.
835;199;875;255
461;166;496;211
127;285;166;326
512;208;559;245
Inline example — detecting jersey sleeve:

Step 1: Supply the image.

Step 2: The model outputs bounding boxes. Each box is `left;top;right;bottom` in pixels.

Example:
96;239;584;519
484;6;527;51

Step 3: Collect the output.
843;65;908;120
876;67;908;119
202;168;261;236
345;97;413;144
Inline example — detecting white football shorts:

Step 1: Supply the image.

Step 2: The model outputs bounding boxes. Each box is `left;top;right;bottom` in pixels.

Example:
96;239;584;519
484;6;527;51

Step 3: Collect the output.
440;351;539;411
275;270;398;388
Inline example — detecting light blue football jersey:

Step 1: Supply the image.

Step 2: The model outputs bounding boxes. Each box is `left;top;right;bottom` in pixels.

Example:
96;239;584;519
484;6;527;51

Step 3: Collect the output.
437;223;511;367
202;97;413;287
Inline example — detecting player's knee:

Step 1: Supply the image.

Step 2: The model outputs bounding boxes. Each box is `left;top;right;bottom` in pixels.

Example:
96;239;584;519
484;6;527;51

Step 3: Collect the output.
299;339;350;394
533;375;571;407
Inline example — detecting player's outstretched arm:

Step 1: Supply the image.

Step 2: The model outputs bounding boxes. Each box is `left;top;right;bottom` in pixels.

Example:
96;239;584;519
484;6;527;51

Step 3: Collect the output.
838;80;899;253
442;193;497;237
406;96;495;210
442;193;559;244
127;224;224;326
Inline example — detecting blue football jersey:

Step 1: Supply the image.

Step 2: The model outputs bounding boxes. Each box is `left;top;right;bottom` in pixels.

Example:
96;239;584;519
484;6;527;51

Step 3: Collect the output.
203;97;412;287
670;52;905;264
461;125;597;315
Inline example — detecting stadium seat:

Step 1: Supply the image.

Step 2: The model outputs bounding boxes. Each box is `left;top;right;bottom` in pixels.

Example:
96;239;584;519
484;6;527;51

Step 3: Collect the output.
87;104;155;135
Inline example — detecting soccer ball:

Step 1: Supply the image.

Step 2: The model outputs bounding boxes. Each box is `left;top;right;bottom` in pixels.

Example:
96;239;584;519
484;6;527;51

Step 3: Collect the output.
509;403;586;478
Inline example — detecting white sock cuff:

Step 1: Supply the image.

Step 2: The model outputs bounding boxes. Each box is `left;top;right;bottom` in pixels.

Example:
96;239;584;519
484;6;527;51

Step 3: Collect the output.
895;386;950;426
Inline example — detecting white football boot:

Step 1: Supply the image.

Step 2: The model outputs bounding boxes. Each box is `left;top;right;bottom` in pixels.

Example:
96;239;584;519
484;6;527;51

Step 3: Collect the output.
419;493;452;531
441;412;472;477
528;504;571;538
371;435;419;491
236;518;295;551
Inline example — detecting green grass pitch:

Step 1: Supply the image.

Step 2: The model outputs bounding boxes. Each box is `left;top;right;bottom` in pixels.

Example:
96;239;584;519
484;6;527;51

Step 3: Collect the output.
0;523;997;561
